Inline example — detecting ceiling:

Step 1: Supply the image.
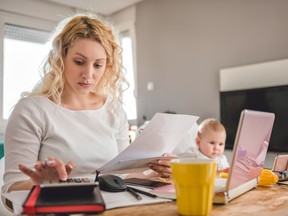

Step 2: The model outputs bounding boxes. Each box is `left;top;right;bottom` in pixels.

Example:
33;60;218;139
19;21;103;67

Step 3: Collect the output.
46;0;144;16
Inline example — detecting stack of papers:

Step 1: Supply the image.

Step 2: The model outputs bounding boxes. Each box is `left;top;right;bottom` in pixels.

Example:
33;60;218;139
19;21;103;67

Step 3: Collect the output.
99;112;199;173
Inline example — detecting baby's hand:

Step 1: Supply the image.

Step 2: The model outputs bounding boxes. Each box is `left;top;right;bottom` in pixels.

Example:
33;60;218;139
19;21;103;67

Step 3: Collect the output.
218;167;230;178
221;167;230;173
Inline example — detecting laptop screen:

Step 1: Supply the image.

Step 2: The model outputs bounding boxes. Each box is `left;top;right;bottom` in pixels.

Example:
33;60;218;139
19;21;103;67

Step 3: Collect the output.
227;110;275;189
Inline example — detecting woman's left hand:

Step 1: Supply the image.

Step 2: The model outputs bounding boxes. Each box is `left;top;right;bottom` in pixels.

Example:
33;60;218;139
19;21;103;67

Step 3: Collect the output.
148;153;176;178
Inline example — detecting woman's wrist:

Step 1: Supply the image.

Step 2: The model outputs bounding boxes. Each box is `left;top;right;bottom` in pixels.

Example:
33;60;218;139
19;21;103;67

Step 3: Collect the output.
8;179;34;192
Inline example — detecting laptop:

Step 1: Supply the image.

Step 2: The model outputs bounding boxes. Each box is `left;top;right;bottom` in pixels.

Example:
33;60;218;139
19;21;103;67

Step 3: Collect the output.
213;109;275;204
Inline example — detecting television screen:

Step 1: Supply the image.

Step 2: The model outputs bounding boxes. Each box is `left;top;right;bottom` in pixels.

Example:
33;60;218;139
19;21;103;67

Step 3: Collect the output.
220;85;288;152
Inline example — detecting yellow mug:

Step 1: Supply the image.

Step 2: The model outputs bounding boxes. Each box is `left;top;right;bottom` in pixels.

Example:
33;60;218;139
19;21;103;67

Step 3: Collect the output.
171;158;217;216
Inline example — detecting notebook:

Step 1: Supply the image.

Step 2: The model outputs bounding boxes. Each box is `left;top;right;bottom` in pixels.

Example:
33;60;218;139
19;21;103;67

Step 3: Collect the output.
149;110;275;204
213;109;275;204
22;183;106;215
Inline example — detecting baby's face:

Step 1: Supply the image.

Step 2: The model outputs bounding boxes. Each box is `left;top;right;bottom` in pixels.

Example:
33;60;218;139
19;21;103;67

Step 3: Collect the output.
196;130;226;159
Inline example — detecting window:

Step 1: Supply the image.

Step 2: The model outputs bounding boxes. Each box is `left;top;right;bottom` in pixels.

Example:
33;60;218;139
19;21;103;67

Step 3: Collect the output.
3;23;51;119
111;6;138;126
0;13;54;135
121;30;137;123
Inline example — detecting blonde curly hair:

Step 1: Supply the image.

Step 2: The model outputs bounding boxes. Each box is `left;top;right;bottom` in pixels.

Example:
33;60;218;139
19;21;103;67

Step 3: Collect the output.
23;12;128;109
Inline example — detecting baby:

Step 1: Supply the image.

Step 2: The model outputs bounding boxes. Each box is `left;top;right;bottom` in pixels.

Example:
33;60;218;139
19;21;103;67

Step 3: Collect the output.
183;118;229;171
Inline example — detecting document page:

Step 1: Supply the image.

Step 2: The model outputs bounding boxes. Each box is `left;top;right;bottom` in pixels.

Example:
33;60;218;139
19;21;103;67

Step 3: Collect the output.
99;112;199;173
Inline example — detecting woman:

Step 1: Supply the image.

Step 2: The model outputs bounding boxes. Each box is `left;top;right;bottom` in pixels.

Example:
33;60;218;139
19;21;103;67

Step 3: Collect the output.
2;12;171;197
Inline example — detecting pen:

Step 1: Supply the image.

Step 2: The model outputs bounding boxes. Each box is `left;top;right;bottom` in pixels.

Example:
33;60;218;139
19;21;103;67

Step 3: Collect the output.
128;186;158;198
94;170;100;182
127;186;142;200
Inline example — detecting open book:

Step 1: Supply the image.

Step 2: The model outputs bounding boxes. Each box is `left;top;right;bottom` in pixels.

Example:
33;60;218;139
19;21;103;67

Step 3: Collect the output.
98;112;199;174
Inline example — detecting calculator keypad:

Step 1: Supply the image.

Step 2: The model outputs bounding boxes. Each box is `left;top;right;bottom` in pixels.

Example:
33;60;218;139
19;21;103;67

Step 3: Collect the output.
41;177;97;187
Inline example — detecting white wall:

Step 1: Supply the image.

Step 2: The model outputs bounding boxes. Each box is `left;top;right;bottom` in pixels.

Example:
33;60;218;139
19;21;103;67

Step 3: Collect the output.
136;0;288;125
0;0;74;22
220;59;288;92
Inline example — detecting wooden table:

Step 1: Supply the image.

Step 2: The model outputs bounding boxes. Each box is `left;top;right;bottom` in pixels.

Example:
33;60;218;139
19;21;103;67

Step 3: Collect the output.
100;185;288;216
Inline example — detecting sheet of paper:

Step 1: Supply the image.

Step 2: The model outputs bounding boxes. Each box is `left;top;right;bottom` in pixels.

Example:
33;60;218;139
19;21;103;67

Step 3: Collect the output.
99;112;199;173
101;187;172;210
2;190;28;215
101;156;175;173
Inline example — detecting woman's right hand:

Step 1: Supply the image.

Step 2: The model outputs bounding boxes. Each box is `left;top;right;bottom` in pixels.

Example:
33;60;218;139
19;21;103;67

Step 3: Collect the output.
18;156;76;184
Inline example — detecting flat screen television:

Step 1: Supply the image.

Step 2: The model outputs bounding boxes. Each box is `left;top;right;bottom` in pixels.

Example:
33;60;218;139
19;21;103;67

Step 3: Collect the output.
220;85;288;152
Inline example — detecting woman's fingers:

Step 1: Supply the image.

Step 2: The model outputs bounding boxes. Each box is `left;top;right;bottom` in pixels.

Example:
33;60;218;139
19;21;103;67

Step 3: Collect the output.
18;164;43;184
43;158;76;180
147;153;176;178
153;152;177;178
158;158;171;167
19;158;76;183
65;161;76;175
149;161;172;178
18;164;33;176
44;157;68;181
162;152;176;157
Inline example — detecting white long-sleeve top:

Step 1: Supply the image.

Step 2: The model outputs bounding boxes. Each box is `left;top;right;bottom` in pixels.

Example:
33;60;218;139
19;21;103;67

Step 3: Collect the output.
2;96;129;193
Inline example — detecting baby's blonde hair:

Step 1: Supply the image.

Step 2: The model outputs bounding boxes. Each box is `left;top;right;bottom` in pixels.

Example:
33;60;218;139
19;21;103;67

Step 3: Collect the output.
197;118;226;138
